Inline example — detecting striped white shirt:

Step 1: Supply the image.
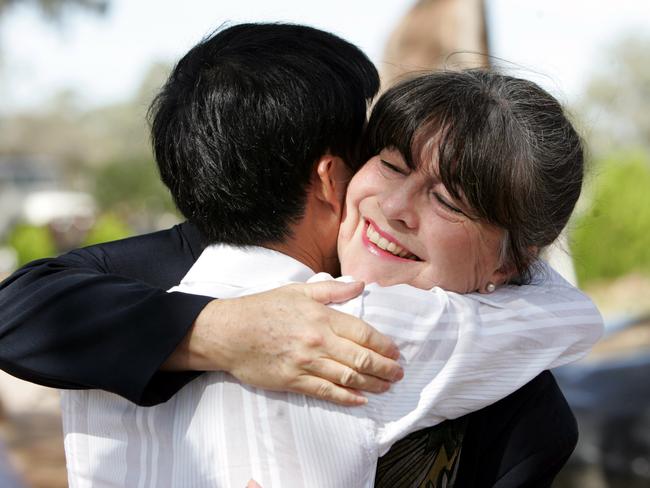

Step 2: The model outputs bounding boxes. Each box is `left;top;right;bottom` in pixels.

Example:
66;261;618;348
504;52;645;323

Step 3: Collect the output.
62;244;603;488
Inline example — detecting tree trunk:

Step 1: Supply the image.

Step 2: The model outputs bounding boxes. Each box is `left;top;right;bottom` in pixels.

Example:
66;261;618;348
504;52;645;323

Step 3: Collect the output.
381;0;489;89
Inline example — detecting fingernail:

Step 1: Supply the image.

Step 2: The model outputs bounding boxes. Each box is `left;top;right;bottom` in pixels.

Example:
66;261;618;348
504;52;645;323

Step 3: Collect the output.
392;368;404;382
356;396;368;405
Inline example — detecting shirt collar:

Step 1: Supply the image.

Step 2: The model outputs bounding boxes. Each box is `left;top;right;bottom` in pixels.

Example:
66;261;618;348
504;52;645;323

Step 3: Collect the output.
179;243;316;289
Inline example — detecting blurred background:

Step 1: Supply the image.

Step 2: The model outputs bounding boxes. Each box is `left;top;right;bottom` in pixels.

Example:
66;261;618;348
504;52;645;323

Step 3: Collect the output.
0;0;648;486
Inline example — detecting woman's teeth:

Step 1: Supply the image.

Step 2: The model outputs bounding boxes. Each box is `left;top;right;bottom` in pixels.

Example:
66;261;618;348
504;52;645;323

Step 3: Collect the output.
366;224;418;260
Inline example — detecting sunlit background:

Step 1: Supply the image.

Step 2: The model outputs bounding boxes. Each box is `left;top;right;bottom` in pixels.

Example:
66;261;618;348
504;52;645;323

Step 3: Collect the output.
0;0;649;486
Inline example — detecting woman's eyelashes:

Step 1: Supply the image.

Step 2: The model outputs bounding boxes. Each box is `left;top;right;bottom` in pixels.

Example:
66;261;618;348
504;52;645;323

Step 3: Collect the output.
379;157;468;217
432;191;464;214
379;159;408;176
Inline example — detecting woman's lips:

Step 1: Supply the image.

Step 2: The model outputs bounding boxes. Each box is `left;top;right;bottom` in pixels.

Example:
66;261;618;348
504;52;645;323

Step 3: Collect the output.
362;219;420;261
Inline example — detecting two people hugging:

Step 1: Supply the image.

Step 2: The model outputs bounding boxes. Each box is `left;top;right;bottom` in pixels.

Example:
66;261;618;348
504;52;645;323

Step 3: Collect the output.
0;23;602;488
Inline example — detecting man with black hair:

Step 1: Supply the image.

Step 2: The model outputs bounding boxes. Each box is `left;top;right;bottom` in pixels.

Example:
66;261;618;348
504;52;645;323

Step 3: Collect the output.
1;23;592;488
151;23;376;248
0;23;402;408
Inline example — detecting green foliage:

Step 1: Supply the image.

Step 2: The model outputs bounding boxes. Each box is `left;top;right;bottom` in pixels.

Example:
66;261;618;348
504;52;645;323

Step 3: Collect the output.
0;0;109;21
7;223;57;266
92;158;176;216
83;213;132;246
572;152;650;284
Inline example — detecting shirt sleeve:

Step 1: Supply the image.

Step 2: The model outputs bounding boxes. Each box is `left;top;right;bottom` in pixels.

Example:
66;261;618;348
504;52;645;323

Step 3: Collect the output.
0;226;212;406
317;264;603;456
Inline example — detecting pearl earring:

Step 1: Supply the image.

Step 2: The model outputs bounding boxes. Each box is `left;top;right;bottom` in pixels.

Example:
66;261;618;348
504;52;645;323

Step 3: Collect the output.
485;282;496;293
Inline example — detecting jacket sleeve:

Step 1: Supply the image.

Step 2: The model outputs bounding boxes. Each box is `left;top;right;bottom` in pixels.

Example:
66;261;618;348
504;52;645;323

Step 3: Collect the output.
454;370;578;488
0;224;213;406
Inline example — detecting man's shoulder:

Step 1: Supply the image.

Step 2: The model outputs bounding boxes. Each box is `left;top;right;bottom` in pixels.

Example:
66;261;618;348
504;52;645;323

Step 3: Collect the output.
73;221;206;288
91;221;203;257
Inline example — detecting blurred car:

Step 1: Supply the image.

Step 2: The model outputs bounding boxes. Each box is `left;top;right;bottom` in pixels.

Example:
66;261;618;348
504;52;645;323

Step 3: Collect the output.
554;313;650;488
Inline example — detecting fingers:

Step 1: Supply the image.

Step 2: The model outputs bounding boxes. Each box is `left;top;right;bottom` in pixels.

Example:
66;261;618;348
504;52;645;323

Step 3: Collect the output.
329;337;403;383
329;310;400;360
295;280;365;304
285;281;401;360
291;375;368;407
247;480;262;488
306;358;391;394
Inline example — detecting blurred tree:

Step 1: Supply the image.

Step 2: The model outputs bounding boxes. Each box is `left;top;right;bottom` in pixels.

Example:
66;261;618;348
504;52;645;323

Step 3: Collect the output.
7;223;56;265
0;0;108;21
578;36;650;157
83;212;132;246
569;35;650;285
92;157;176;223
84;62;177;229
0;62;175;226
572;152;650;284
0;62;169;166
381;0;489;88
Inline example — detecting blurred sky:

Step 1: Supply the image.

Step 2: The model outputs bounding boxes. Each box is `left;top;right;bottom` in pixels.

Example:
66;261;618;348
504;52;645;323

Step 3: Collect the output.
0;0;648;114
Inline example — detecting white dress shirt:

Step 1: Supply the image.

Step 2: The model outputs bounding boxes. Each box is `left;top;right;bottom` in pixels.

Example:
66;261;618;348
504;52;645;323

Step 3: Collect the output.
61;244;603;488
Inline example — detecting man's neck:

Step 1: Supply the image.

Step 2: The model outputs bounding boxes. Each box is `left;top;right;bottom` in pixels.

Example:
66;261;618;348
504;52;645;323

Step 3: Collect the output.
265;240;323;275
264;228;339;276
261;190;341;276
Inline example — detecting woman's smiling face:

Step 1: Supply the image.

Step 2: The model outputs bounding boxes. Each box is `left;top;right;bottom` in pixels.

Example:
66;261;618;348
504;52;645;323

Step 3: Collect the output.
337;148;508;293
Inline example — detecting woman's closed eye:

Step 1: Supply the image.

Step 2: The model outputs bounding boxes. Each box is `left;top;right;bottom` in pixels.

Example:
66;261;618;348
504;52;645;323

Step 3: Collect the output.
431;191;469;218
379;159;409;176
432;192;462;213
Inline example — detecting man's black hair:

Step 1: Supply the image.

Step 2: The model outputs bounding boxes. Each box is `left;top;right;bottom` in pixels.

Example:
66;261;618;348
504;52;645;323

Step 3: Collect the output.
149;22;379;245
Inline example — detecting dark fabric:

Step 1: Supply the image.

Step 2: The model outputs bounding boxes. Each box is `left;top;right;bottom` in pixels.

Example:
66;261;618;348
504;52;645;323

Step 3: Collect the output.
0;222;577;485
376;371;577;488
0;222;211;406
376;417;467;488
454;370;578;488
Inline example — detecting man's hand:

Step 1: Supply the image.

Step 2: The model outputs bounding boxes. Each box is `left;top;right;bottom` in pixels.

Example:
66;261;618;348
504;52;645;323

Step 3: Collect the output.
163;281;403;406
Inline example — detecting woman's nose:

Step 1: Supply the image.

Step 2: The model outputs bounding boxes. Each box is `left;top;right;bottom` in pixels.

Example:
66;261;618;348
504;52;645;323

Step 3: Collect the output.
378;185;418;229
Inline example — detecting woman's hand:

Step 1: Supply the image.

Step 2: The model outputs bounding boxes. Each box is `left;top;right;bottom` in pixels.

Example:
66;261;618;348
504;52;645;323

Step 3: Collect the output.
164;281;403;406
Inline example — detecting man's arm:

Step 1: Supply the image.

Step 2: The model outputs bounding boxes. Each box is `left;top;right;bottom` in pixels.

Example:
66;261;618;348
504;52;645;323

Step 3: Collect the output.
0;223;401;406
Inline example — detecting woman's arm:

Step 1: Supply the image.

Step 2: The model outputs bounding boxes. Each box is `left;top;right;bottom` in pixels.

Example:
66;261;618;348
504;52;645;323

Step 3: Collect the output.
0;224;211;405
316;265;603;452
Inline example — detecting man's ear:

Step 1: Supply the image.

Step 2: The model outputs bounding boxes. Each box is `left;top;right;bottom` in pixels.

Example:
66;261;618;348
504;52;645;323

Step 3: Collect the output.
313;155;352;214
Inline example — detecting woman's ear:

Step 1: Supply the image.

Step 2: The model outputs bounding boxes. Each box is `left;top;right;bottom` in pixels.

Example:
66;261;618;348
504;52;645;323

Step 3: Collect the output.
314;155;352;214
490;265;516;289
482;257;518;294
485;244;539;292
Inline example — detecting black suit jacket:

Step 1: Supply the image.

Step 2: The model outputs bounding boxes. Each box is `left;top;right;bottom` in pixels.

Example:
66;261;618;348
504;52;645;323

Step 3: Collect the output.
0;222;577;486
